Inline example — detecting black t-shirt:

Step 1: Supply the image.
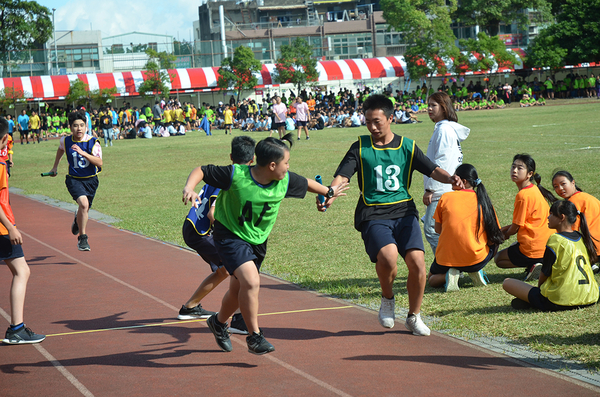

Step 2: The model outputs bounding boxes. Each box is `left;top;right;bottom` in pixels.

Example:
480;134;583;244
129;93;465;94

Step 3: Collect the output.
200;164;308;239
238;104;248;119
334;133;438;230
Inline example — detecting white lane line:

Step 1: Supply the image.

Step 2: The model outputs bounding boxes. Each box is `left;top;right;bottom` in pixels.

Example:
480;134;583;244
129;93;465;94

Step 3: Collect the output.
0;307;95;397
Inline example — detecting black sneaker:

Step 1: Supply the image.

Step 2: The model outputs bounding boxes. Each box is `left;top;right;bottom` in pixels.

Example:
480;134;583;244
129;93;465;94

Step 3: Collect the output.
3;325;46;344
511;298;532;310
246;331;274;355
306;136;310;140
77;234;90;251
177;304;215;320
229;313;248;335
206;314;232;352
71;213;79;235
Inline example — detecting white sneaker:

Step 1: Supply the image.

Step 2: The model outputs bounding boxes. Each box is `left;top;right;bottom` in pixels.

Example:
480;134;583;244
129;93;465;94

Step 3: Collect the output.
405;313;430;336
445;268;460;292
468;270;489;287
378;296;395;328
524;263;542;282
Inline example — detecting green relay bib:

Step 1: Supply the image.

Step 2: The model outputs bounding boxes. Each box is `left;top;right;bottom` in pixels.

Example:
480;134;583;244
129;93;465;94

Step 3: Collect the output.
359;135;415;206
214;164;289;244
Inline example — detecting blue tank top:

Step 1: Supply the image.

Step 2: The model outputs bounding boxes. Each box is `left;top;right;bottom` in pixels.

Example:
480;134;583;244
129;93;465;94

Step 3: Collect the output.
186;184;221;235
65;135;101;178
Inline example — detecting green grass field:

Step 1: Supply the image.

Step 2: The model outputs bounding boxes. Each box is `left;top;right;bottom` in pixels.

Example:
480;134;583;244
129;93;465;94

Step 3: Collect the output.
10;100;600;368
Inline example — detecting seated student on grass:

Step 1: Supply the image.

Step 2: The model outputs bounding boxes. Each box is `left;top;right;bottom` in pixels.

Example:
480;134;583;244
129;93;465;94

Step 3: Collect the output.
503;200;599;311
321;94;463;337
495;154;557;281
178;136;256;335
552;171;600;273
428;164;504;292
182;133;348;355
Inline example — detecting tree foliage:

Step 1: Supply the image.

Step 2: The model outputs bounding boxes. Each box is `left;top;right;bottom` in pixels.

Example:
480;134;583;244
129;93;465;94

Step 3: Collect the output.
91;87;117;107
217;45;262;101
0;1;52;71
0;85;26;116
274;38;318;93
458;32;518;74
65;79;90;108
452;0;552;36
137;48;176;99
381;0;459;84
527;0;600;66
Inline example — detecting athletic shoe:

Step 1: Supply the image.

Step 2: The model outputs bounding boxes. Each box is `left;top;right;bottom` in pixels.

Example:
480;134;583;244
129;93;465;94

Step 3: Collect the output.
524;263;542;281
177;304;216;320
246;331;275;355
445;268;460;292
229;313;248;335
206;314;232;352
511;298;532;310
3;325;46;344
405;313;430;336
297;137;300;140
592;264;600;274
71;213;79;235
77;234;90;251
378;296;395;328
306;136;310;140
468;270;489;287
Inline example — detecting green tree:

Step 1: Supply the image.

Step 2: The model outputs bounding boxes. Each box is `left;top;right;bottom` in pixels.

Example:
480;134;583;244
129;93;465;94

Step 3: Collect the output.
137;48;176;99
452;0;552;37
527;0;600;66
0;85;26;117
0;0;52;76
91;87;118;107
217;45;262;101
65;79;90;108
274;38;318;94
382;0;459;98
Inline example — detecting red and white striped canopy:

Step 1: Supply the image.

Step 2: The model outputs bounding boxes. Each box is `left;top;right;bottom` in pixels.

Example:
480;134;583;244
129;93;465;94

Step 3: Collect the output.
0;56;407;101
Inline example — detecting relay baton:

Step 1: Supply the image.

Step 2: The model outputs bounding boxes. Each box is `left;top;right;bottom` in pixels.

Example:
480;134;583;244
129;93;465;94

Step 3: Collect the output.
41;171;57;177
315;175;326;211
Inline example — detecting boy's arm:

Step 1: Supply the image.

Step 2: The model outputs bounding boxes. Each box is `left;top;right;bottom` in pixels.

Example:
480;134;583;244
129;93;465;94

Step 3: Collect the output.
0;203;22;245
182;166;205;205
317;175;350;211
429;167;464;190
50;144;65;175
72;143;103;167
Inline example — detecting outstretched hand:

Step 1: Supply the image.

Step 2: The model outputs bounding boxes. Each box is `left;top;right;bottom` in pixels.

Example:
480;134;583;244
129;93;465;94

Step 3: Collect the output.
182;186;199;207
316;181;350;212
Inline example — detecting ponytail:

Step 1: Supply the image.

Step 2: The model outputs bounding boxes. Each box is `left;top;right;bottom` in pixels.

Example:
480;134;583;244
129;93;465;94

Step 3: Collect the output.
533;173;558;204
455;164;504;245
549;200;598;264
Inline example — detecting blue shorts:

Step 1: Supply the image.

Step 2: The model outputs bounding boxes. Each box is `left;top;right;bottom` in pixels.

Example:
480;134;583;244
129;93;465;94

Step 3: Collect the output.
430;245;497;274
507;243;542;268
528;287;598;312
360;216;424;263
0;235;24;261
65;175;99;208
182;221;221;273
214;236;267;275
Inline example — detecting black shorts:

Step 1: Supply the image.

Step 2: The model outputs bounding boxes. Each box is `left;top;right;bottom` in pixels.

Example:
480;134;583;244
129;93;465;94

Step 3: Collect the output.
297;120;308;127
360;216;425;263
214;235;267;275
528;287;598;312
0;235;24;261
430;245;497;274
273;122;285;129
182;221;221;273
30;129;40;135
507;243;542;268
65;175;99;208
19;129;29;138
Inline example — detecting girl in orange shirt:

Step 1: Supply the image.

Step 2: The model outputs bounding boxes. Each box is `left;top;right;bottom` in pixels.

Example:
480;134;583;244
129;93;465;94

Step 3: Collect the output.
429;164;504;292
552;170;600;272
495;154;557;280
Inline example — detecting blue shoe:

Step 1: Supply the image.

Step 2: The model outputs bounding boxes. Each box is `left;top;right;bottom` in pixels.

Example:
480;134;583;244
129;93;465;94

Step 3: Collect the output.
444;268;460;292
468;270;489;287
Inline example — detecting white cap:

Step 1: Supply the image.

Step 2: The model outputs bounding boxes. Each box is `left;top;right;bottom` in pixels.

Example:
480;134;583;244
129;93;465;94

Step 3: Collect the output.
219;101;223;105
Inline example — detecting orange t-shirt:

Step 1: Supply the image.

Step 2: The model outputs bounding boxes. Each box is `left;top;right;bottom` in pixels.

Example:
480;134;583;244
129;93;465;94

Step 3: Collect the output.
0;161;15;235
434;190;498;267
307;99;316;112
0;135;13;162
513;184;553;258
569;191;600;255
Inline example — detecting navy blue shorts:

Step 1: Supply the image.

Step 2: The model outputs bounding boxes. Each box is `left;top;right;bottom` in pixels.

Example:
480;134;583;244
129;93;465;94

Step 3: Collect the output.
214;236;267;275
182;221;221;273
430;245;497;274
360;216;424;263
297;120;308;127
0;235;24;261
65;176;99;208
528;287;598;312
507;243;542;268
273;122;285;129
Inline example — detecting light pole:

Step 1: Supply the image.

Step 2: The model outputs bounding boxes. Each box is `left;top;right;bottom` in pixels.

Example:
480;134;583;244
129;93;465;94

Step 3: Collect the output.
52;8;58;75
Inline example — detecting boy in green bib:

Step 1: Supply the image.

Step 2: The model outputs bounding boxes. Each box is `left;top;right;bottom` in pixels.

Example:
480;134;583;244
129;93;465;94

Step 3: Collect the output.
182;133;348;354
321;95;463;336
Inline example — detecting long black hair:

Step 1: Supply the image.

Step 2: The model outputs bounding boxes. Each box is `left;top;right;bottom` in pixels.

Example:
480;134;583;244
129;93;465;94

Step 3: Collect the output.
455;164;504;245
551;170;583;192
550;200;598;264
513;154;557;203
255;132;294;167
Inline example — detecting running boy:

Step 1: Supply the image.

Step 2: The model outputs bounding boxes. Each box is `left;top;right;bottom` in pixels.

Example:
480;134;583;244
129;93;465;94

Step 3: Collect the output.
0;117;45;344
320;94;463;336
48;111;103;251
177;136;255;335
